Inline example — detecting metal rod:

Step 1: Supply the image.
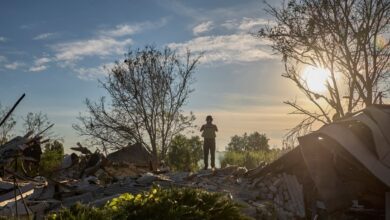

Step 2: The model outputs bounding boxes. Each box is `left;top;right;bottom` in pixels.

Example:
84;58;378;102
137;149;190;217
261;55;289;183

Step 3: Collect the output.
13;158;18;217
0;94;25;128
36;123;54;137
16;184;31;218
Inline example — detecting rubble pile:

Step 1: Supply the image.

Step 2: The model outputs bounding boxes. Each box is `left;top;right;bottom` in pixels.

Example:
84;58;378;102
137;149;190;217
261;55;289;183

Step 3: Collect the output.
0;151;150;218
245;104;390;219
0;95;389;219
249;173;305;219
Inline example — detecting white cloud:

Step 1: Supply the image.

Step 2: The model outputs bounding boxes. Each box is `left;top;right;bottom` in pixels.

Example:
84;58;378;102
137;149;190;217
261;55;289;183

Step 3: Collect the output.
35;57;51;66
29;57;51;72
4;61;24;70
99;19;168;37
33;32;57;40
168;34;274;63
0;37;7;43
238;17;271;31
52;37;133;62
29;65;47;72
45;19;166;78
221;20;236;30
222;17;273;32
100;24;141;37
193;21;213;35
73;63;116;80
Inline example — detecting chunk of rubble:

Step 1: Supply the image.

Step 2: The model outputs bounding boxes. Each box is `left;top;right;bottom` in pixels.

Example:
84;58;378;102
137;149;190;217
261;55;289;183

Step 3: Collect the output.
246;105;390;218
104;162;144;178
136;172;172;185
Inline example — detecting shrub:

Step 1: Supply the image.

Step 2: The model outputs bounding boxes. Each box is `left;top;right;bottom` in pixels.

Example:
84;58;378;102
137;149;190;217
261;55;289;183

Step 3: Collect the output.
39;140;64;175
48;203;107;220
227;132;270;152
48;186;251;220
220;150;280;169
167;135;203;171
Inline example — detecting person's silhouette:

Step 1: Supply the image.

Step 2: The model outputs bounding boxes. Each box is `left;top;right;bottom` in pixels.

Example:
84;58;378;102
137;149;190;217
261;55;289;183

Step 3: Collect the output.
200;115;218;170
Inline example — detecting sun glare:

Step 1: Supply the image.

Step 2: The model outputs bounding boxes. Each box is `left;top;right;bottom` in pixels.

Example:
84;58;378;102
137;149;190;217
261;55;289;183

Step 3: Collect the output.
301;66;331;93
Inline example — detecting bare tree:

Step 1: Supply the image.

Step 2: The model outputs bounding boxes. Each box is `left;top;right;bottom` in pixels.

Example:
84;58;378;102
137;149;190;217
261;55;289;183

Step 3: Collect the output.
0;104;16;145
22;112;58;141
74;46;201;163
22;112;51;135
259;0;390;143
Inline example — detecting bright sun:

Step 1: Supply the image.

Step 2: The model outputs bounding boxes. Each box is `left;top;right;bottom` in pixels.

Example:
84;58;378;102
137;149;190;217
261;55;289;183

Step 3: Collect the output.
301;66;331;93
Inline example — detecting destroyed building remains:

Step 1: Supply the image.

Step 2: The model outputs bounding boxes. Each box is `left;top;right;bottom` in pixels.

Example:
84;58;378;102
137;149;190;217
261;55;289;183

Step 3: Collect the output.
0;95;389;219
246;104;390;219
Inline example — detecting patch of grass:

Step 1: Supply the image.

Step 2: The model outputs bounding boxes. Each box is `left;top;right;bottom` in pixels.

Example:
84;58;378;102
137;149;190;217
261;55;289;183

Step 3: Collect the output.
48;186;251;220
220;150;281;169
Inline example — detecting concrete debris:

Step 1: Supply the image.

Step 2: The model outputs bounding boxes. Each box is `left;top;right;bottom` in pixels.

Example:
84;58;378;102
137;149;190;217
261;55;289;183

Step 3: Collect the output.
246;104;390;219
0;96;389;219
107;143;153;169
0;146;266;219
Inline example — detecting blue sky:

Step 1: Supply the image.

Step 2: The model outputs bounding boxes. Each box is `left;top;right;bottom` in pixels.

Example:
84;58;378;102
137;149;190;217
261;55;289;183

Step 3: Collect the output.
0;0;302;151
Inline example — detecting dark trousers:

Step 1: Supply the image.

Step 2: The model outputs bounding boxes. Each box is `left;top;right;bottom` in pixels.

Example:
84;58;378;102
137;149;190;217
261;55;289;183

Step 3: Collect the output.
203;138;216;168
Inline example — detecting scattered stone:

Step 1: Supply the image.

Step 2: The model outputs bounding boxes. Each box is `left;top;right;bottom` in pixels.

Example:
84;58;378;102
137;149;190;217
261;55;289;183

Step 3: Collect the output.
232;167;248;177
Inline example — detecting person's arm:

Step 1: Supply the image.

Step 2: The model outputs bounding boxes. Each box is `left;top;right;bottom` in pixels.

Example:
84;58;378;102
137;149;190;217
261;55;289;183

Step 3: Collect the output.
215;125;218;132
200;125;204;132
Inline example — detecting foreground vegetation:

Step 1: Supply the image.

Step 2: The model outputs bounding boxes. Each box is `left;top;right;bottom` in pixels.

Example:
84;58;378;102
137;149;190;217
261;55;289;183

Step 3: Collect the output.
48;186;250;220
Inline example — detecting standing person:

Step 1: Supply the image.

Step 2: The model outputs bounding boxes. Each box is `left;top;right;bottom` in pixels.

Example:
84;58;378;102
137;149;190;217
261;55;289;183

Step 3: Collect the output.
200;115;218;170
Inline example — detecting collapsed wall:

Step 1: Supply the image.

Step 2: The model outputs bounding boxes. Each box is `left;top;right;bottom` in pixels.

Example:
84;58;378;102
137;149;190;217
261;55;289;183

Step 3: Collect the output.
246;104;390;219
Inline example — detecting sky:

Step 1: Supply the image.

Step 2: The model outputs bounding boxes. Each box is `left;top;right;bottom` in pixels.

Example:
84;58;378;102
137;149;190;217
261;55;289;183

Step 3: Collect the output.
0;0;303;151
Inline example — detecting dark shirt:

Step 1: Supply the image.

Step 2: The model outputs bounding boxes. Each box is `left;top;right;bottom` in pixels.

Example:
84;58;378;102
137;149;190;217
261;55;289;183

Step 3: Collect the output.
200;123;218;139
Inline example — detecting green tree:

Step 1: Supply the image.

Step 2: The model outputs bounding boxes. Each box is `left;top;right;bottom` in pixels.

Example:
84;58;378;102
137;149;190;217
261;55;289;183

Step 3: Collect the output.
39;140;64;175
167;135;203;171
226;132;270;152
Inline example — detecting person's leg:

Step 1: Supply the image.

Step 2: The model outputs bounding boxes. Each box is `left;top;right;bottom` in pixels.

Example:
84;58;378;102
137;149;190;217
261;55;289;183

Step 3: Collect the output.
203;139;209;169
210;138;216;168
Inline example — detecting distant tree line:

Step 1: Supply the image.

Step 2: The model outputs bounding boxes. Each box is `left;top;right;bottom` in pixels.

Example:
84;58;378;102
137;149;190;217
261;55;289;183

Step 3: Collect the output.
221;132;280;169
226;131;270;152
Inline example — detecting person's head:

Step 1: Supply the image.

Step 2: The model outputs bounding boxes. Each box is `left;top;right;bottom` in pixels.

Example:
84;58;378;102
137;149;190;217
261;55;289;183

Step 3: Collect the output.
206;115;213;123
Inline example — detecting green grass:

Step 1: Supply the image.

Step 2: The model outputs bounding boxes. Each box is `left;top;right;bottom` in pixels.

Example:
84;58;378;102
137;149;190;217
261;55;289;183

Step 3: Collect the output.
220;150;281;169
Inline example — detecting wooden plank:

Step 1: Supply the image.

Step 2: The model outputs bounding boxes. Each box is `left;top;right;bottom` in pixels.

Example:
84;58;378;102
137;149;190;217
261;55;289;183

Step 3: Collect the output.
386;192;390;220
0;183;35;207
